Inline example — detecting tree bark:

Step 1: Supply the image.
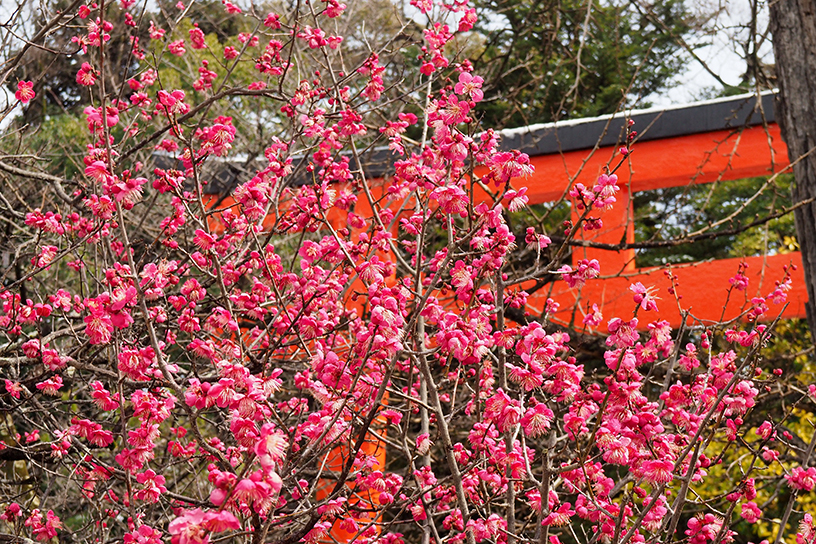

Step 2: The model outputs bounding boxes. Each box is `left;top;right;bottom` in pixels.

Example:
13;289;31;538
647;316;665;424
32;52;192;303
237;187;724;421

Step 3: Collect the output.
770;0;816;343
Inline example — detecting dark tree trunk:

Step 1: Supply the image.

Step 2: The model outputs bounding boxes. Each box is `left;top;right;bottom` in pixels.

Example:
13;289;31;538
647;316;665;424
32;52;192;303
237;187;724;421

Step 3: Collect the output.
770;0;816;343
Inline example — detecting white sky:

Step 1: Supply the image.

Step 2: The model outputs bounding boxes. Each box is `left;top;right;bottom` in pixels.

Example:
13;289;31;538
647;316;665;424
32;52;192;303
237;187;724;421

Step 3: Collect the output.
651;0;774;106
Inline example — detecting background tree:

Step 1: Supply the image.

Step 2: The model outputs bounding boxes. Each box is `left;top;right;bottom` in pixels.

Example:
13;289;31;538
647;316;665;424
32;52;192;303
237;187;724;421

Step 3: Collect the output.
769;0;816;344
468;0;693;127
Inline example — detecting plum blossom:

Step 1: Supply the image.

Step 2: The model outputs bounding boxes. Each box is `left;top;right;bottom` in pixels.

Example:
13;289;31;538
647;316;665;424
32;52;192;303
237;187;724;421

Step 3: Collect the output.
640;459;674;485
592;173;619;209
416;433;432;455
730;262;750;290
557;259;600;288
168;39;186;55
0;5;807;544
583;303;603;327
787;466;816;491
189;25;206;49
505;187;529;211
799;514;815;544
630;282;659;311
24;510;61;542
686;514;734;544
169;508;239;544
76;62;96;86
741;501;762;523
125;525;163;544
15;80;35;103
521;402;553;437
454;72;484;102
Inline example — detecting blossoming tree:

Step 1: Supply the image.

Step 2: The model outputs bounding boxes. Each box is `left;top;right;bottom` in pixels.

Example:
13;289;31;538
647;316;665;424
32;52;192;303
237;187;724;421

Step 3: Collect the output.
0;1;813;544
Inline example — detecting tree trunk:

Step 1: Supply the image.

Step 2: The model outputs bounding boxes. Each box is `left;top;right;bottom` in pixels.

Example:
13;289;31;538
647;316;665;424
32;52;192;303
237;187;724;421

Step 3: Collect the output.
770;0;816;343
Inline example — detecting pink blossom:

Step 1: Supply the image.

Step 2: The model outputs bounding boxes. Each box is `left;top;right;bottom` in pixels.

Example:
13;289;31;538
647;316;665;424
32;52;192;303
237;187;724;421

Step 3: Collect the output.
607;317;639;348
454;71;484;102
521;402;553;437
36;376;63;396
169;509;209;544
264;12;281;27
484;389;521;432
90;381;120;410
298;26;328;49
630;282;659;311
148;21;165;39
542;503;574;527
416;433;432;455
583;303;603;326
799;514;815;544
135;469;167;503
592;173;619;209
255;423;288;467
189;25;206;49
505;187;529;211
730;262;750;290
787;466;816;491
323;0;346;17
24;509;61;542
557;259;600;288
640;459;674;485
84;309;113;345
741;501;762;523
440;95;471;125
769;268;793;303
76;62;96;86
459;8;477;32
125;525;163;544
33;245;59;269
0;503;21;522
15;81;35;104
158;89;190;114
168;39;186;56
686;513;733;544
5;380;22;399
432;185;468;216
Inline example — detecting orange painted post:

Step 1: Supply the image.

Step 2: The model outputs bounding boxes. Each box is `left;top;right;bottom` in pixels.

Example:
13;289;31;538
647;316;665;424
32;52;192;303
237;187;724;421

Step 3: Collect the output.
314;419;388;542
572;184;636;273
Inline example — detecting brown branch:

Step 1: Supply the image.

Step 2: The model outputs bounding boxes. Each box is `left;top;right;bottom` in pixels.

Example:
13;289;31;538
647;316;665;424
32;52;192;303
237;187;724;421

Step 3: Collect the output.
0;160;79;207
0;0;85;88
553;196;815;251
120;88;284;162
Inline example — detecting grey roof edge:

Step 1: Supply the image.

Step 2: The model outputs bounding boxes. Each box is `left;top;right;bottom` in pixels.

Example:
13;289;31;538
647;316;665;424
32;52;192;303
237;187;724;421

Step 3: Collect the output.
497;90;777;157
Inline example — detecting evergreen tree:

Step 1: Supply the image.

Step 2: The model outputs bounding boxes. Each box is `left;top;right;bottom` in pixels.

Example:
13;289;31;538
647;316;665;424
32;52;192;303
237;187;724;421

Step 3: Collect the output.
470;0;693;127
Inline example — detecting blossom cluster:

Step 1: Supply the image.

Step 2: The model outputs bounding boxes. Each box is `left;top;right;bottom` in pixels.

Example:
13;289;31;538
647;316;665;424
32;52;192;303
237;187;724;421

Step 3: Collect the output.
0;0;812;543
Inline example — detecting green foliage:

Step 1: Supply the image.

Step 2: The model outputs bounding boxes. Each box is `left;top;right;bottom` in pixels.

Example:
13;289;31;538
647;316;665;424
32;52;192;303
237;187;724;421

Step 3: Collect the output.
634;174;797;266
1;114;87;178
469;0;692;128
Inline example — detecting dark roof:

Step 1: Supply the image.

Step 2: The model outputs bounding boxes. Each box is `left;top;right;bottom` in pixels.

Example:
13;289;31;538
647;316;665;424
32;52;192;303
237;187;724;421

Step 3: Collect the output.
496;91;776;156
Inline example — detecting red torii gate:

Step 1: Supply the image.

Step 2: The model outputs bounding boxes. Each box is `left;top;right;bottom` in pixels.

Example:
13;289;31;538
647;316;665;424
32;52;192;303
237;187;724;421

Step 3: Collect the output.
495;91;807;329
198;91;807;544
